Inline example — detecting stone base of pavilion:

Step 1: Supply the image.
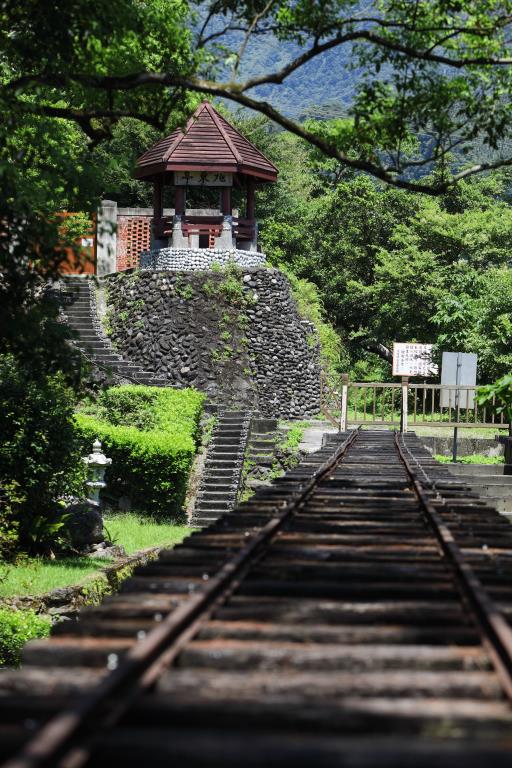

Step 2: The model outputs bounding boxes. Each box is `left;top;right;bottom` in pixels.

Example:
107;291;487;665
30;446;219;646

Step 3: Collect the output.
140;247;266;271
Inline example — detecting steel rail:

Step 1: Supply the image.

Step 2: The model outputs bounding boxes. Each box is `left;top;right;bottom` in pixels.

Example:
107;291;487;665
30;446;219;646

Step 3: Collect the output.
3;429;361;768
394;431;512;703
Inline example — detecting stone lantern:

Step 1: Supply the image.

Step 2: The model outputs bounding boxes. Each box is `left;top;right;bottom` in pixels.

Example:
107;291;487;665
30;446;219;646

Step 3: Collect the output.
83;439;112;509
67;440;112;552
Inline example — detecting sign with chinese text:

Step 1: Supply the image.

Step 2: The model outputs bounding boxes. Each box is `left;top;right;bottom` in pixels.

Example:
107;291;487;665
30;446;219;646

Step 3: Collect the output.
392;343;438;377
174;171;232;187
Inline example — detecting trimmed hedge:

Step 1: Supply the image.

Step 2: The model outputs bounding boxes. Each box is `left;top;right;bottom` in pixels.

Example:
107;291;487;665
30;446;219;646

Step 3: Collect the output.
75;386;205;517
0;608;51;667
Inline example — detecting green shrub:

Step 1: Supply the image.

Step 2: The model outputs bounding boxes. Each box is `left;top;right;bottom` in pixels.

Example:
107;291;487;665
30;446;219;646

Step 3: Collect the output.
75;386;205;517
0;491;18;559
0;356;82;554
0;608;51;667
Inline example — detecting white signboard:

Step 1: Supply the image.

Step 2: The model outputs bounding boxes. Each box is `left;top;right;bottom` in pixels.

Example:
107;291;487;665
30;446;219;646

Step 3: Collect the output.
174;171;232;187
392;343;438;377
440;351;477;409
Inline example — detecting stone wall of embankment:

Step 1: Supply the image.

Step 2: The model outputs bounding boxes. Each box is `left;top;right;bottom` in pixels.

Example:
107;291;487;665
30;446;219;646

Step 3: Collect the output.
103;267;321;418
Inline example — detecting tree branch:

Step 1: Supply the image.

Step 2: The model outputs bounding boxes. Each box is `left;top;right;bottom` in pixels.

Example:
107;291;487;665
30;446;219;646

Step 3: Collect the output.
360;340;393;363
7;55;512;194
232;0;277;78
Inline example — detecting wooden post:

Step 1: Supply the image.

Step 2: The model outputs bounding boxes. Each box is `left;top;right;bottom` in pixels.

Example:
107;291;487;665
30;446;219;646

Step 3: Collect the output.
221;187;232;216
246;177;255;220
153;178;163;223
340;374;349;433
174;186;185;216
400;376;409;433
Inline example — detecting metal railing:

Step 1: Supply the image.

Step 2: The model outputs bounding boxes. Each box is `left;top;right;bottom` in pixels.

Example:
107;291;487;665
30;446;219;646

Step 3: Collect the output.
320;373;510;432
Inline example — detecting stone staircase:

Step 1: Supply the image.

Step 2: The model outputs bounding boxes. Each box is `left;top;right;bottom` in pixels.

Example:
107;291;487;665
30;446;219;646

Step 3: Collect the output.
242;417;278;494
60;277;168;386
191;410;251;527
246;417;278;466
448;463;512;519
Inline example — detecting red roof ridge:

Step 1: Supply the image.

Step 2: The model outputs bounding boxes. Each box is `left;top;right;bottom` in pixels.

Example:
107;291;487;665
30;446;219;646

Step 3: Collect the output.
162;102;206;162
216;109;278;174
204;102;243;165
135;100;278;182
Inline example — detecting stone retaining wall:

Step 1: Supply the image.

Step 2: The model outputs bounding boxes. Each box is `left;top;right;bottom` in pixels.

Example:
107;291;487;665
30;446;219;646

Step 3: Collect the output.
420;436;503;457
140;247;266;271
104;267;321;418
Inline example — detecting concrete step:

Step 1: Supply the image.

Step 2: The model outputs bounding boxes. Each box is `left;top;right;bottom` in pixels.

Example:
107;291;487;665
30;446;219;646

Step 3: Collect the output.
66;298;91;304
80;351;120;362
78;344;122;364
217;413;245;424
211;440;242;448
470;484;512;498
73;333;103;341
201;480;234;496
190;518;222;527
248;452;274;462
480;497;512;515
464;475;512;486
69;322;98;330
205;461;240;470
195;501;232;511
79;345;116;355
200;489;236;498
250;438;276;447
204;475;238;484
448;464;504;476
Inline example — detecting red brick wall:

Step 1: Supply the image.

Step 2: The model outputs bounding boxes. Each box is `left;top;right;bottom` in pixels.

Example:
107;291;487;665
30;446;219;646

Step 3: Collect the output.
116;215;152;271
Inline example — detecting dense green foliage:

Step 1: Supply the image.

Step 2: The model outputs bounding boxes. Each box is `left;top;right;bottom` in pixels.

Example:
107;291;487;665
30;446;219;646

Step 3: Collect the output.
4;1;512;192
279;264;348;379
243;124;512;383
0;357;82;556
0;608;51;667
477;375;512;434
75;386;204;516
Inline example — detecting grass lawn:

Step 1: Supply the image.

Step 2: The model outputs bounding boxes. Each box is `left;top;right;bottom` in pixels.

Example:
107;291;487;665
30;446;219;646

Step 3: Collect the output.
0;556;106;598
435;454;505;465
104;513;190;554
413;426;508;439
0;514;190;599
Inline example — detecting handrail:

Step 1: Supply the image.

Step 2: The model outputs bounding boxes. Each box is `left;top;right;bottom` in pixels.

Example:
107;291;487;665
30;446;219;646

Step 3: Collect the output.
320;374;510;432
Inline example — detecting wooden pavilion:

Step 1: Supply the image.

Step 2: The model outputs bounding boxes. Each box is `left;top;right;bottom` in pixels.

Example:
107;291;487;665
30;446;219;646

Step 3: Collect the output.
134;102;278;252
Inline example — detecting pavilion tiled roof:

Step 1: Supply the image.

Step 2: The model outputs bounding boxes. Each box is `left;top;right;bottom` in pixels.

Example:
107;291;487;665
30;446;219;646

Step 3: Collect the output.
135;102;278;182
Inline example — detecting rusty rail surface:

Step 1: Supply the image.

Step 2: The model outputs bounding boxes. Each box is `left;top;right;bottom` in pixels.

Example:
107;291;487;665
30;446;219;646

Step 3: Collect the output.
2;429;512;767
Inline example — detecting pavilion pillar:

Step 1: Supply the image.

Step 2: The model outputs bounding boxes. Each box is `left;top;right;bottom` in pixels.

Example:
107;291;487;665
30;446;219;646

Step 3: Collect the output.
152;177;168;250
153;178;163;222
175;186;186;216
217;186;234;248
246;178;257;251
171;185;188;248
246;178;255;220
221;187;232;216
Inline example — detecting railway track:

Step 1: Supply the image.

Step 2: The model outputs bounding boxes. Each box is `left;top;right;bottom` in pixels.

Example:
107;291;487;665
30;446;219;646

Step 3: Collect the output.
2;428;512;767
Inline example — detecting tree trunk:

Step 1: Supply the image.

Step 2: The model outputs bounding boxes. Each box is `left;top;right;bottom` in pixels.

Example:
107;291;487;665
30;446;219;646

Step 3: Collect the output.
360;340;393;363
